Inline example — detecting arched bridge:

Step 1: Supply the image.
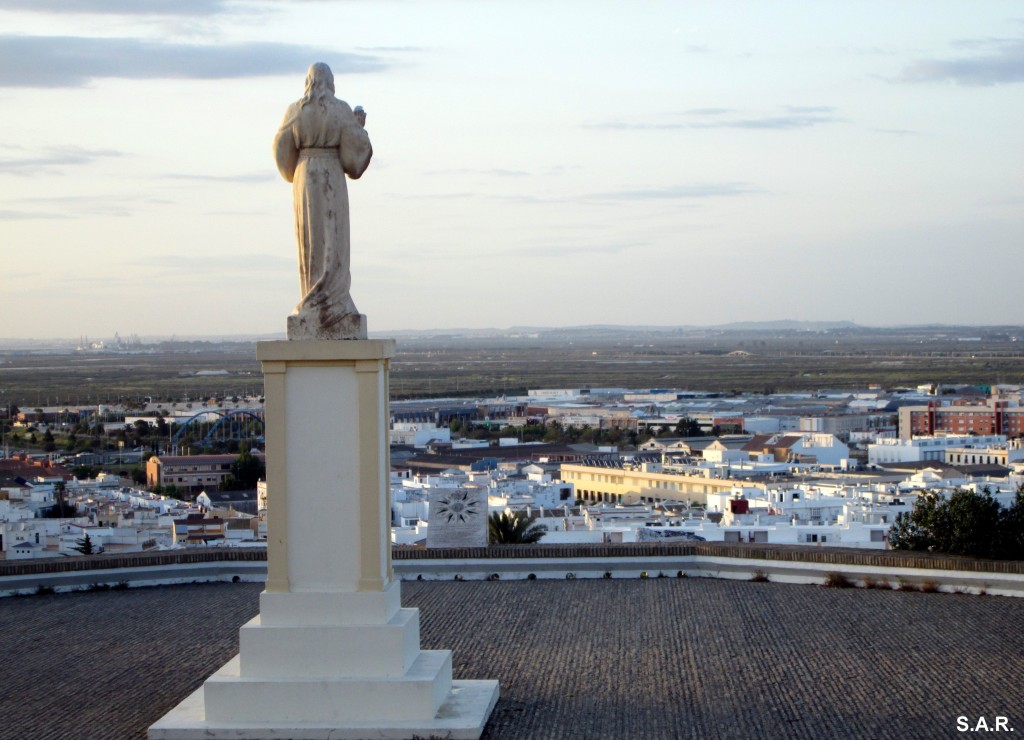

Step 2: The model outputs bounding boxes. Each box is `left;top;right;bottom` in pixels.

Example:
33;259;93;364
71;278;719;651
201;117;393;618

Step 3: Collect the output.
170;409;265;447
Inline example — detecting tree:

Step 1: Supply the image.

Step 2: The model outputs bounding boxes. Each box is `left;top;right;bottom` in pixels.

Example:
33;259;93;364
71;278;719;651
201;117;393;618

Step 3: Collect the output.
221;449;265;491
674;417;702;437
133;419;151;444
889;488;1002;558
71;465;100;480
488;511;547;545
154;483;185;500
995;487;1024;560
543;421;564;443
887;501;931;552
43;481;76;518
72;533;96;555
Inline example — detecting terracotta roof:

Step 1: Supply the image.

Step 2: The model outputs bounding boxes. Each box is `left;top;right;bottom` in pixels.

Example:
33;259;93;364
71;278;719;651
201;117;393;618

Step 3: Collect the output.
741;434;774;452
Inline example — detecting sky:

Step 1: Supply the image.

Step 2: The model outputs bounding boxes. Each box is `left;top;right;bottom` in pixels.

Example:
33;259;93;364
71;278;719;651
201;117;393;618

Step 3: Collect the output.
1;1;1023;340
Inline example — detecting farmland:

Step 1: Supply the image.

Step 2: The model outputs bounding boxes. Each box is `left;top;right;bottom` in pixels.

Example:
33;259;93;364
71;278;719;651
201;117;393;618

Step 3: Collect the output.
1;324;1022;408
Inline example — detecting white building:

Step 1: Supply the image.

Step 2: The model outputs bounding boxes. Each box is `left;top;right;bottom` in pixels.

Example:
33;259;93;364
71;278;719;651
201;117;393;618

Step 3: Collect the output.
390;422;451;448
868;434;1007;465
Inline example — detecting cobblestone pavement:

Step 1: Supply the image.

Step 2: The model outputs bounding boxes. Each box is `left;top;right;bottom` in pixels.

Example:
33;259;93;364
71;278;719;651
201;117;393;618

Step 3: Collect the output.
2;577;1022;739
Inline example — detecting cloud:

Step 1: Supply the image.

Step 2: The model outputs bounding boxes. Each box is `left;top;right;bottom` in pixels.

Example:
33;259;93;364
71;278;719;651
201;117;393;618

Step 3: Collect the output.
587;106;840;131
686;107;734;116
502;240;647;258
583;183;759;201
0;0;228;14
695;113;838;130
897;37;1024;86
871;128;920;137
0;145;126;175
0;35;389;88
162;172;274;184
2;192;156;218
396;191;481;201
0;209;74;221
423;168;530;177
388;181;758;207
136;252;293;277
355;46;424;53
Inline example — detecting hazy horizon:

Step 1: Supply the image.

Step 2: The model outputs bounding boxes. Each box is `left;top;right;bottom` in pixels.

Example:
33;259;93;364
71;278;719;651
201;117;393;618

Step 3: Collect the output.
2;2;1022;339
3;319;1023;350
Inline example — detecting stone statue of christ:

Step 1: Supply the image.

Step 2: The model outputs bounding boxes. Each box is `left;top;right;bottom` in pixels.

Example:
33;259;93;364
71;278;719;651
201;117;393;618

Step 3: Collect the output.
273;62;373;340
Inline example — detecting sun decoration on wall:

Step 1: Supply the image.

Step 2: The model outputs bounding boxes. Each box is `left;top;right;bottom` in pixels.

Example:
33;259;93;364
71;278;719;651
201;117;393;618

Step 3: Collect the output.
436;491;480;524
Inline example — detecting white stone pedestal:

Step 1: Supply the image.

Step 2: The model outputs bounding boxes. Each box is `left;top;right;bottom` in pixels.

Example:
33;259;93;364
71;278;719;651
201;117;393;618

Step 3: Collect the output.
149;340;498;739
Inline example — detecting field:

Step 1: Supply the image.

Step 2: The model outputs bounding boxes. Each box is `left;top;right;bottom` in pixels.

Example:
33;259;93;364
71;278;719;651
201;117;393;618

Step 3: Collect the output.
2;325;1023;408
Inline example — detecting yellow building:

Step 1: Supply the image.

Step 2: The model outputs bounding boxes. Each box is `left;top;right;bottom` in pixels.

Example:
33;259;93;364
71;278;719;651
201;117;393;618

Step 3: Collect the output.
559;462;749;506
146;454;239;492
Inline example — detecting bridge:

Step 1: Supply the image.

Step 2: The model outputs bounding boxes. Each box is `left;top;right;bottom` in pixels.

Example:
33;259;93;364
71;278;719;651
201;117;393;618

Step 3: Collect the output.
169;409;265;447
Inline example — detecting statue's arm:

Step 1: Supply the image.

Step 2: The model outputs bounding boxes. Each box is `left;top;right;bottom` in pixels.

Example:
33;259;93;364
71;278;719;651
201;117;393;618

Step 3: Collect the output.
340;104;372;180
273;106;300;183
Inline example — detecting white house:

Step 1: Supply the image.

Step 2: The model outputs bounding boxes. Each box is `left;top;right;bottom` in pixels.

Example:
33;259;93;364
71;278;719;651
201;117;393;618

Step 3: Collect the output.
868;434;1007;465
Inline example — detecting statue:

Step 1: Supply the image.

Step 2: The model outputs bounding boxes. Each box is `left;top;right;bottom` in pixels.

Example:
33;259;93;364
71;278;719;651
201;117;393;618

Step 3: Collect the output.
273;62;373;340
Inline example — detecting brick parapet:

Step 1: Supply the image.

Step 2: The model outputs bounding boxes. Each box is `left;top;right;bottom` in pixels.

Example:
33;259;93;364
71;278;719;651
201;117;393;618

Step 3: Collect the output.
2;541;1022;578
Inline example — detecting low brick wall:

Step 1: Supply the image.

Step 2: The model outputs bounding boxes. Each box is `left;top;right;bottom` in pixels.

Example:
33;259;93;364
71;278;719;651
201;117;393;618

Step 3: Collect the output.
4;542;1022;579
0;548;268;577
394;541;1024;574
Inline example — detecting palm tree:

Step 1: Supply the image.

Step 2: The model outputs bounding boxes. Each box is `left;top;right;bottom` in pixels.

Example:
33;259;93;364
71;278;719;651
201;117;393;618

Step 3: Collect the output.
488;511;547;545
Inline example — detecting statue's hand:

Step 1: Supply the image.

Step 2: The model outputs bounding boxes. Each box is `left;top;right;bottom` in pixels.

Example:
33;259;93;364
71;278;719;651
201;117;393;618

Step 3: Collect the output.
354;106;367;128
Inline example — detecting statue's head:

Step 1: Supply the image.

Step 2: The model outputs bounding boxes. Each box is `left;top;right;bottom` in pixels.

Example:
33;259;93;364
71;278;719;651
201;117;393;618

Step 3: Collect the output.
303;62;335;102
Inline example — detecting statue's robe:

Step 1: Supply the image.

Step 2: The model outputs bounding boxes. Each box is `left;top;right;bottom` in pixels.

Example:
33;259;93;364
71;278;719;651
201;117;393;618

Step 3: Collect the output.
273;97;372;339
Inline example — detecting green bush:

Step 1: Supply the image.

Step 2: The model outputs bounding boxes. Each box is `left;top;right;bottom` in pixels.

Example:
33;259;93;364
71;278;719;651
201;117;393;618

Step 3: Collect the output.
889;486;1024;559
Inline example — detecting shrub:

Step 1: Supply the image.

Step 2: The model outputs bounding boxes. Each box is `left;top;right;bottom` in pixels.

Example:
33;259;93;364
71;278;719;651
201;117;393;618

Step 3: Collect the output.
920;580;940;594
889;486;1024;559
897;579;920;592
750;570;769;583
823;572;853;588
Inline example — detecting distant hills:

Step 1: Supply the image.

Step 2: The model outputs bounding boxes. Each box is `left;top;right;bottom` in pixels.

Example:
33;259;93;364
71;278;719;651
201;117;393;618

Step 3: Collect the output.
379;320;1020;339
382;320;862;338
3;321;1023;351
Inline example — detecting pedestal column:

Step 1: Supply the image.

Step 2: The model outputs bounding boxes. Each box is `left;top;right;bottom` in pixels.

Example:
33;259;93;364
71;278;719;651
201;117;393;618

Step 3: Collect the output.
260;340;392;594
149;339;498;739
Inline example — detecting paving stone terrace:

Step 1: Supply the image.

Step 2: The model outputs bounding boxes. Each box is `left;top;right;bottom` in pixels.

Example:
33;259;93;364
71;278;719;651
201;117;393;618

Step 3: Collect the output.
3;577;1023;739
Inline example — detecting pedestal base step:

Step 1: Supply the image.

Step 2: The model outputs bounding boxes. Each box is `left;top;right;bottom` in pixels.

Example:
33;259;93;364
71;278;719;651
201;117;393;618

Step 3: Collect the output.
149;677;499;740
